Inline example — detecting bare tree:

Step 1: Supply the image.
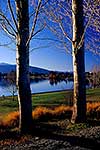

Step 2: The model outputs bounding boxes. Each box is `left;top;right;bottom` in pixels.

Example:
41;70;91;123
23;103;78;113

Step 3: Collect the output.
90;65;100;88
71;0;86;123
42;0;100;123
3;79;17;101
0;0;45;133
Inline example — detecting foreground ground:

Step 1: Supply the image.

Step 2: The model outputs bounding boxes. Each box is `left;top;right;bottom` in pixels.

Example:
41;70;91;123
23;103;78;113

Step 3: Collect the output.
0;88;100;149
0;119;100;150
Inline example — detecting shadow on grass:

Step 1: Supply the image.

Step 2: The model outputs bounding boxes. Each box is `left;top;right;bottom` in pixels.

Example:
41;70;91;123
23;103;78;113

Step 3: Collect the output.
0;119;100;149
31;120;100;150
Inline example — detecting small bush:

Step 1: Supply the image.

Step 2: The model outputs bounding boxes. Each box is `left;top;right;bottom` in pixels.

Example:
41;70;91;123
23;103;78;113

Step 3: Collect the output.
32;106;53;120
3;111;19;128
1;105;72;128
32;105;72;120
1;102;100;129
52;105;72;116
87;102;100;119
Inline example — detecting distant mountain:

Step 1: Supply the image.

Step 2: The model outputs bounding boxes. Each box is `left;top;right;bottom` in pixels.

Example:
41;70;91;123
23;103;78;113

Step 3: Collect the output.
0;63;16;74
0;63;50;74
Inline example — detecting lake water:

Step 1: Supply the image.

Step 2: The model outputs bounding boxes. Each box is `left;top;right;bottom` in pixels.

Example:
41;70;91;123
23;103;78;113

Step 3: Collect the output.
0;80;73;97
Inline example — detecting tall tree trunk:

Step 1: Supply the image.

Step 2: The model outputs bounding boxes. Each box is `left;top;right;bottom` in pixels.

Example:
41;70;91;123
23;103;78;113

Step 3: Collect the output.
71;0;86;123
16;0;32;133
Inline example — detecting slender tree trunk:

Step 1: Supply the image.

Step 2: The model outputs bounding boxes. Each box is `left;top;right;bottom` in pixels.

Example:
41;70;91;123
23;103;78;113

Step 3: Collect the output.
71;0;86;123
16;0;32;133
12;90;14;101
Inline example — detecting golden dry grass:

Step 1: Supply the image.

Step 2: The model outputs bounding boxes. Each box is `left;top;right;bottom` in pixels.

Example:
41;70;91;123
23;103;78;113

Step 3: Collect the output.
1;103;100;128
87;102;100;112
1;111;19;128
32;105;72;120
87;102;100;118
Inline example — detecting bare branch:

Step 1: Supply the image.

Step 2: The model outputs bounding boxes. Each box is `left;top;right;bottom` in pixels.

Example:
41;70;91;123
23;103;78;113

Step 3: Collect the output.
0;23;16;38
0;12;17;35
7;0;18;33
29;45;51;53
32;25;45;37
77;12;94;50
41;0;50;8
77;3;97;50
32;36;71;54
26;0;42;46
46;23;61;39
0;41;12;47
59;21;72;43
32;37;62;43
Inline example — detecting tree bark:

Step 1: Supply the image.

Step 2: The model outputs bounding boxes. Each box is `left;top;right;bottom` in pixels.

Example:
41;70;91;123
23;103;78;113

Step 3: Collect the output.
16;0;32;133
71;0;86;123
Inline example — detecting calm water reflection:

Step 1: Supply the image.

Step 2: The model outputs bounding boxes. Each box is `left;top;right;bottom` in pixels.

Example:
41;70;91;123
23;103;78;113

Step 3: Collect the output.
0;79;73;96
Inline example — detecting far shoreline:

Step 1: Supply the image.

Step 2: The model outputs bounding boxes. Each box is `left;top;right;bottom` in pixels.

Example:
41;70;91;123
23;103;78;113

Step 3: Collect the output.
0;88;73;98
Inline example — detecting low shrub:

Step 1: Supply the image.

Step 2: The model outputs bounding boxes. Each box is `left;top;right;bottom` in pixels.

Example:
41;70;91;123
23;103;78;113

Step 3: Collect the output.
0;105;72;128
2;111;19;128
32;105;72;120
87;102;100;119
32;106;53;120
1;102;100;129
52;105;72;117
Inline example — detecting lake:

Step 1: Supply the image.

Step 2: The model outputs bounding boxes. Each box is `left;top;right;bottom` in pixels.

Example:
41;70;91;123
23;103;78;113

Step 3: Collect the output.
0;79;73;97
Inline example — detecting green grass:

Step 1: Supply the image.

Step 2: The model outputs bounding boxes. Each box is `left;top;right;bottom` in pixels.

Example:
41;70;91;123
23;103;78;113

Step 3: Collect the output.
86;88;100;95
86;88;100;102
0;97;18;118
32;90;73;106
0;88;100;118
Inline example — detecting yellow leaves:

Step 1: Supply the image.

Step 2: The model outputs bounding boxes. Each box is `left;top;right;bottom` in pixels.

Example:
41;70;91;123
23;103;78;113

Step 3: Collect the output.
32;106;52;119
52;105;72;116
32;105;72;120
2;111;19;127
1;103;100;129
87;102;100;119
87;102;100;113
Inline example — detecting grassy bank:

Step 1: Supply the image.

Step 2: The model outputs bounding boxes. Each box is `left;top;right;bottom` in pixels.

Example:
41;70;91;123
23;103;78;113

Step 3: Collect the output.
0;88;100;118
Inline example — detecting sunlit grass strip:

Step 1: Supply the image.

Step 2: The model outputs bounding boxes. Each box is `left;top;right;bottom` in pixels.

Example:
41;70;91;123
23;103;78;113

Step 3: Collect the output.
87;102;100;112
1;102;100;129
87;102;100;118
0;88;100;117
32;105;72;120
1;111;19;128
0;105;72;128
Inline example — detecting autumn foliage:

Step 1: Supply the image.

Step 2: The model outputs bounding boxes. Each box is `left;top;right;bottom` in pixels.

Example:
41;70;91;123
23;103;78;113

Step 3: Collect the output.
87;102;100;119
32;105;72;120
1;103;100;129
1;111;19;128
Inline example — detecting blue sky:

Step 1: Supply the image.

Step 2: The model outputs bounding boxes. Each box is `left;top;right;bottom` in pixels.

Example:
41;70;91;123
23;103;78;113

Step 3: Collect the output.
0;25;100;72
0;36;100;72
0;0;100;72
